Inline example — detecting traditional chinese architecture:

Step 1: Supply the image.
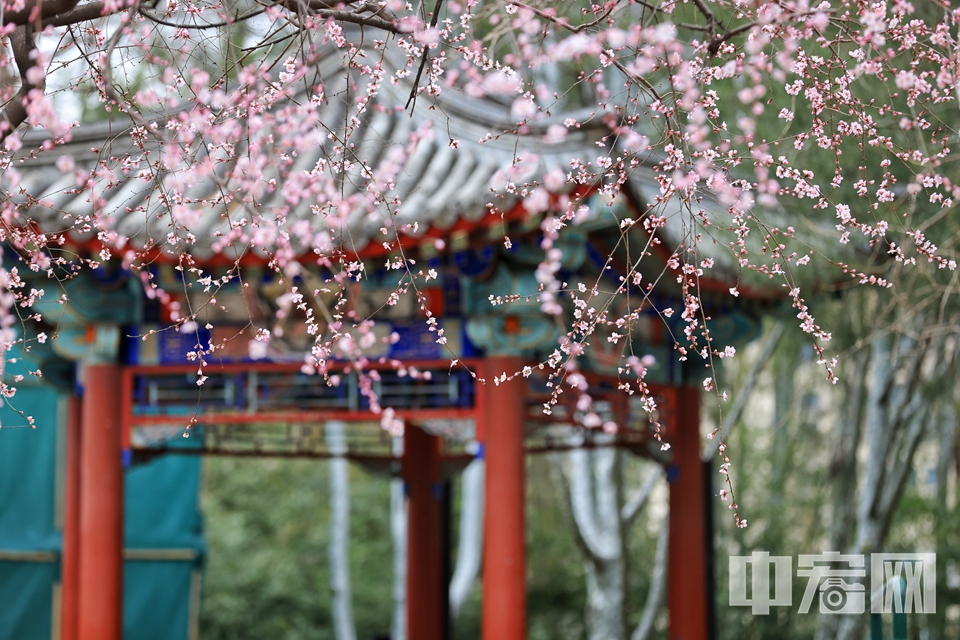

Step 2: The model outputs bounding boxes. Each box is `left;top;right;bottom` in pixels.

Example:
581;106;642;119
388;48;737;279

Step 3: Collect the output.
1;36;778;640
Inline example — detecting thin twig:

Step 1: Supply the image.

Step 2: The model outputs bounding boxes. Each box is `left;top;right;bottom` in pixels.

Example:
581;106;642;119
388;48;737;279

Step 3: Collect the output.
707;21;756;56
506;0;623;35
702;321;785;461
405;0;444;111
139;6;265;30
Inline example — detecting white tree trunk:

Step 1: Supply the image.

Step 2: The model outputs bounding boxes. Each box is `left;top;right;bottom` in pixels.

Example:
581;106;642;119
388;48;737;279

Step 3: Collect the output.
584;555;626;640
559;425;667;640
567;437;627;640
819;332;957;640
326;421;357;640
631;516;668;640
390;436;407;640
449;446;484;618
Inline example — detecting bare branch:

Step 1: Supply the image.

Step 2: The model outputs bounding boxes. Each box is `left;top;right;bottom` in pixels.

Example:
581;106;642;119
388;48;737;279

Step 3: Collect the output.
877;406;929;518
2;0;80;27
620;467;662;528
310;5;397;32
0;27;40;145
706;21;755;56
41;1;109;27
41;0;396;32
706;9;835;56
274;0;399;33
138;6;266;30
506;0;622;35
405;0;444;111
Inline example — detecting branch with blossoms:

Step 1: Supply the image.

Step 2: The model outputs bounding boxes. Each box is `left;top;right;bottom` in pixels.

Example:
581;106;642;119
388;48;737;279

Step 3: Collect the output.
0;0;959;532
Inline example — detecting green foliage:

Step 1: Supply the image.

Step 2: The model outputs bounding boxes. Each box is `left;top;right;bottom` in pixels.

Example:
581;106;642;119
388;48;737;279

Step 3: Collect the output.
199;453;650;640
199;455;603;640
525;457;588;640
199;457;393;640
712;306;960;640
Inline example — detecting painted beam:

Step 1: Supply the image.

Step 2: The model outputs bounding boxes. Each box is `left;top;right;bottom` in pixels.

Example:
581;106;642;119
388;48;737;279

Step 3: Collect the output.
77;365;124;640
480;355;526;640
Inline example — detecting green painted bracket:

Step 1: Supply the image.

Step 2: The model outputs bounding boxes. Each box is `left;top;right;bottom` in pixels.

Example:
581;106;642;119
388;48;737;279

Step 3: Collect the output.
465;314;560;357
582;343;672;385
62;273;141;325
13;330;75;391
29;271;141;327
460;265;544;317
51;324;121;364
505;229;588;270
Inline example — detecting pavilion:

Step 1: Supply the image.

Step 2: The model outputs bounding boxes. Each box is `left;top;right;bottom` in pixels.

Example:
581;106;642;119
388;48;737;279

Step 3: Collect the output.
0;35;777;640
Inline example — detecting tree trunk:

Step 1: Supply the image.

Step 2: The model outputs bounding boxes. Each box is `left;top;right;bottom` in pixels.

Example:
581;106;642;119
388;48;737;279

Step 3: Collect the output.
827;350;867;552
819;331;956;640
631;516;668;640
327;421;357;640
566;437;627;640
449;446;484;618
929;405;957;640
584;556;626;640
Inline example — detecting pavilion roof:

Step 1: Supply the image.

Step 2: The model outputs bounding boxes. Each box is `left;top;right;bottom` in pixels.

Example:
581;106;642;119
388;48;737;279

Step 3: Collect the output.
5;39;660;260
4;36;856;301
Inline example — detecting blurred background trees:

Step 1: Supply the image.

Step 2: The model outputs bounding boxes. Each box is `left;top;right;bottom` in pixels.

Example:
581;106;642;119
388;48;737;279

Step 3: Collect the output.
195;293;960;640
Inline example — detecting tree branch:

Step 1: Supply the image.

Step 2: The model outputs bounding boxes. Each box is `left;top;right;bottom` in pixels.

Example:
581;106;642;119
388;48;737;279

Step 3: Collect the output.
552;447;615;565
706;21;755;56
138;6;265;30
41;0;108;27
631;515;668;640
877;406;929;518
0;26;40;145
506;0;621;35
405;0;444;111
567;446;619;562
39;0;397;32
275;0;398;33
620;467;662;528
449;452;484;617
2;0;80;27
856;332;895;525
703;8;834;56
311;5;397;32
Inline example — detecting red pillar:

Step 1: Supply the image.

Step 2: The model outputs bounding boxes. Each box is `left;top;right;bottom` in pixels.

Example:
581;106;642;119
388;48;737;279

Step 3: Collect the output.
403;425;444;640
77;364;124;640
667;386;709;640
480;355;526;640
62;395;82;640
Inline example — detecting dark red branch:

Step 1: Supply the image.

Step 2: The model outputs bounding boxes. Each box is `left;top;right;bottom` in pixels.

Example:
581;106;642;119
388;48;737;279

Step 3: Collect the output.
0;26;41;144
3;0;81;26
41;1;107;26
